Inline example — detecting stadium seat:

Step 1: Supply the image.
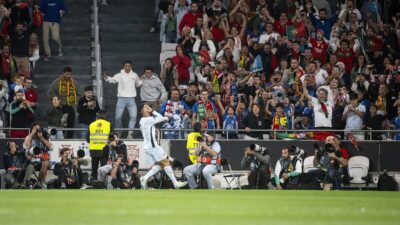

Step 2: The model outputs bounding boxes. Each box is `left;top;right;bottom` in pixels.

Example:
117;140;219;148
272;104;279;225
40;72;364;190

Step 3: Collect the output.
348;156;370;184
303;156;317;173
161;43;177;52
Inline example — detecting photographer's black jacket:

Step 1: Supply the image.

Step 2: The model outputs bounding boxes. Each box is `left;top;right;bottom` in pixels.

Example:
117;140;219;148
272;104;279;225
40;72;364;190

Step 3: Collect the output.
3;150;25;172
77;96;100;125
102;141;128;162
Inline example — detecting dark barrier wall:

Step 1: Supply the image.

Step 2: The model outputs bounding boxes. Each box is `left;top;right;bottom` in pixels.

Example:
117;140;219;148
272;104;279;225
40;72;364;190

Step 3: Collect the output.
1;139;399;172
169;140;400;172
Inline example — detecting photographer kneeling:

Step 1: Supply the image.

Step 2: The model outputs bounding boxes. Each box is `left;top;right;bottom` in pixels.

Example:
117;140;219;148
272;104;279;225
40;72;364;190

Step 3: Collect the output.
98;132;140;188
241;144;270;189
272;147;303;190
309;136;349;190
54;148;87;189
110;156;141;189
184;133;221;189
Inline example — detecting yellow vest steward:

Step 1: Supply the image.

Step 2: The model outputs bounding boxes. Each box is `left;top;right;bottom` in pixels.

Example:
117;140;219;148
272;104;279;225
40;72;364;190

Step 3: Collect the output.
186;132;202;164
89;119;111;150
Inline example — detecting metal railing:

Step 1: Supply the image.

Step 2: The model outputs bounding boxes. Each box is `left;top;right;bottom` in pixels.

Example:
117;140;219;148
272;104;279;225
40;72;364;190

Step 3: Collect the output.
93;0;104;109
0;127;399;141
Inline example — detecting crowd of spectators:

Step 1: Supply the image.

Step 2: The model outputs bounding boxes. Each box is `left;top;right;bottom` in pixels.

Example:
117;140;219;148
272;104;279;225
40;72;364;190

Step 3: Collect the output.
0;0;79;139
152;0;400;141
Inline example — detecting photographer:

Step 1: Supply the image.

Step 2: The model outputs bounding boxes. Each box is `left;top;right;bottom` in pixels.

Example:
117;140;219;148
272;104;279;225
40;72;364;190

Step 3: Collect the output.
3;141;31;189
272;148;303;190
310;136;349;190
110;157;141;189
241;144;270;189
53;148;85;189
77;86;99;139
23;122;53;189
184;132;221;189
97;132;128;185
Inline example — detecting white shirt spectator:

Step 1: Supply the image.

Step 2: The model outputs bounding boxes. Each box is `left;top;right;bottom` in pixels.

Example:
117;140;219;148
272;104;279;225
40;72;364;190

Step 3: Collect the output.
258;32;280;45
314;69;329;87
344;104;366;130
105;69;142;98
311;96;333;128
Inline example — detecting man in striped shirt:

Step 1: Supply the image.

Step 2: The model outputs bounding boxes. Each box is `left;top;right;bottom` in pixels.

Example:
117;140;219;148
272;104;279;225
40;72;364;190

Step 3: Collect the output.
139;104;187;189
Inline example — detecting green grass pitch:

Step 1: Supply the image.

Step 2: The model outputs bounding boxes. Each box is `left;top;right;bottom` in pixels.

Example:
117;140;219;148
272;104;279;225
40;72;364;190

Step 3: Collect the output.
0;190;399;225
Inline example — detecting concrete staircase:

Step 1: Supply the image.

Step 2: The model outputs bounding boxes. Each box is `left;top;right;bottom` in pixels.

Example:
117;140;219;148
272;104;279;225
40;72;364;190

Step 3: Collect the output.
99;0;160;134
33;0;93;124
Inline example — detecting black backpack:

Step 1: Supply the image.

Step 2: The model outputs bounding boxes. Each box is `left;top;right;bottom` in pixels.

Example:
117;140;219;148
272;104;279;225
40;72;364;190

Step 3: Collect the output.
378;172;398;191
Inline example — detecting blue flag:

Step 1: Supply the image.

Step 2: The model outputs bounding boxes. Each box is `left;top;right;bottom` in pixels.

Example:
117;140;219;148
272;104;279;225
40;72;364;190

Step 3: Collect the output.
251;55;263;72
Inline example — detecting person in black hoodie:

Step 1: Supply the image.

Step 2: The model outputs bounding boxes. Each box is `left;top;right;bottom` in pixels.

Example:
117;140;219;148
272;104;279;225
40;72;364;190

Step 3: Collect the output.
243;103;266;140
77;86;100;138
9;21;36;72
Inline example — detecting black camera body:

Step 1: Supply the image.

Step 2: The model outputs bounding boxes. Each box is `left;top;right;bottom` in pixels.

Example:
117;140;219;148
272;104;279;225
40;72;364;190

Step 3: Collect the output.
37;128;50;139
250;144;268;155
314;143;341;158
290;145;305;158
196;135;205;142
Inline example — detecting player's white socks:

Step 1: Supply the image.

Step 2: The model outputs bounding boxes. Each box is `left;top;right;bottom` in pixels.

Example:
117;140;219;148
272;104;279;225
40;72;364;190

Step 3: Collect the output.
164;166;178;186
143;165;161;181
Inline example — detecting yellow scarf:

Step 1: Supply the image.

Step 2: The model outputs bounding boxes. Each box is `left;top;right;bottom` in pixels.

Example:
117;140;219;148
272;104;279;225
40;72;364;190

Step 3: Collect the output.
59;78;77;106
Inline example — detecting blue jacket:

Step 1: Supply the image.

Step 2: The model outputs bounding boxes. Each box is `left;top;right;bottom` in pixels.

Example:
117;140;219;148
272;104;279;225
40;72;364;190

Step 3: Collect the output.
309;14;337;40
40;0;66;23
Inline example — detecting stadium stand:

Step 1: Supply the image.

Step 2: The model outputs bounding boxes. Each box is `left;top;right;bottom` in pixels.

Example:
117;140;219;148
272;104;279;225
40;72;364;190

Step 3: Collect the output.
0;0;400;191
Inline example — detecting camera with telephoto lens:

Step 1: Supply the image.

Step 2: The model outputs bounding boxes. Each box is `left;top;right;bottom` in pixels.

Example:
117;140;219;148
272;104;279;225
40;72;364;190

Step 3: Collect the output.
290;145;305;158
131;160;139;168
27;146;41;156
117;154;127;165
37;128;50;139
47;128;57;136
250;144;268;155
314;143;340;158
68;149;85;160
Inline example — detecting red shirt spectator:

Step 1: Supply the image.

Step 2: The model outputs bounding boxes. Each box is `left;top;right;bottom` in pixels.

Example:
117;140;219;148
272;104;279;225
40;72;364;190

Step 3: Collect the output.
309;30;329;64
178;2;203;35
172;45;191;85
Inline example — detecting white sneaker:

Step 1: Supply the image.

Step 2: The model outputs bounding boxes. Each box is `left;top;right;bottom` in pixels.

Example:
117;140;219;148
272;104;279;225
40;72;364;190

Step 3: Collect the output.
80;184;93;189
174;181;187;189
140;177;148;189
41;182;47;190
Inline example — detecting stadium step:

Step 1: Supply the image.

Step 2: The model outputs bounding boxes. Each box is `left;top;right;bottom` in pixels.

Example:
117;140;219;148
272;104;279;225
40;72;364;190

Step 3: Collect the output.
33;0;93;127
99;0;161;135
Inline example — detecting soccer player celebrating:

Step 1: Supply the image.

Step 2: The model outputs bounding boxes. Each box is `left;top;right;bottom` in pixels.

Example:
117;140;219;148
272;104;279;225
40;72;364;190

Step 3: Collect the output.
139;104;187;189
